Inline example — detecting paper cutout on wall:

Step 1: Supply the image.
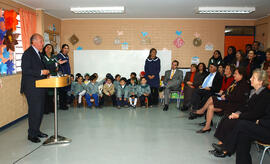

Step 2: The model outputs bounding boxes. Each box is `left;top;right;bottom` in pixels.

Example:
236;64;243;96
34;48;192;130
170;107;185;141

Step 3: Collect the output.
191;56;200;65
5;60;14;75
93;36;102;45
0;61;7;75
205;42;214;51
174;30;184;48
3;29;18;51
53;24;56;32
3;10;18;31
3;48;10;59
69;34;79;45
176;31;182;36
0;17;6;45
77;46;83;50
117;31;123;36
140;32;151;45
193;32;202;47
121;42;128;50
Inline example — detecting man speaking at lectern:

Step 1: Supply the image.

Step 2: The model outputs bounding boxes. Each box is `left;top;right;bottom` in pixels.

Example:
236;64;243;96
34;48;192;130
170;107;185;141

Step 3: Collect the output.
20;34;50;143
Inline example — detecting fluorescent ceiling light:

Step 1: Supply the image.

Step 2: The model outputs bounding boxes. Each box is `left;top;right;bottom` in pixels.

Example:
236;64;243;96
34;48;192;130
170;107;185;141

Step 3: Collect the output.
70;6;125;14
197;7;255;14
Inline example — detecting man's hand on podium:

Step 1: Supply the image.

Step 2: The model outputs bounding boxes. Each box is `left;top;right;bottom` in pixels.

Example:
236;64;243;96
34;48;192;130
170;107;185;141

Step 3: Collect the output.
41;70;50;75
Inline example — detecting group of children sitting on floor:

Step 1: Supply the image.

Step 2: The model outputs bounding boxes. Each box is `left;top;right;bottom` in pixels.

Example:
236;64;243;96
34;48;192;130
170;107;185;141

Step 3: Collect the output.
68;72;151;109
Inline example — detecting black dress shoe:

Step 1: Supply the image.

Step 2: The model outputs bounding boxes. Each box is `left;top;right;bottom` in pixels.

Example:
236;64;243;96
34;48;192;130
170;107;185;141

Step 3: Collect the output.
38;132;48;138
189;111;203;120
28;136;41;143
212;143;224;152
199;121;213;127
196;128;211;133
213;150;230;158
163;105;168;111
209;149;218;155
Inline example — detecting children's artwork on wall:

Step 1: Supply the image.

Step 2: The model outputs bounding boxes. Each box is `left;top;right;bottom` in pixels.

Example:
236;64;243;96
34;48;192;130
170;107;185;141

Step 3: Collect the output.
205;42;214;51
193;32;202;47
191;56;200;65
140;32;151;45
3;29;18;51
174;30;184;48
121;42;128;50
93;36;102;45
69;34;79;45
0;9;18;76
3;10;18;31
76;46;83;50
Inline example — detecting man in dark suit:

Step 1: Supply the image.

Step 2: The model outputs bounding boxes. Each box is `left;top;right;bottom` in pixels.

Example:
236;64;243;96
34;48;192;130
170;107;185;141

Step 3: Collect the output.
163;60;183;111
20;34;50;143
189;63;223;115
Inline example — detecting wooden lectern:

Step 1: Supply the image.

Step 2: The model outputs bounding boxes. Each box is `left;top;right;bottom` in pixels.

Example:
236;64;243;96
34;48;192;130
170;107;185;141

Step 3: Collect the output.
36;76;72;146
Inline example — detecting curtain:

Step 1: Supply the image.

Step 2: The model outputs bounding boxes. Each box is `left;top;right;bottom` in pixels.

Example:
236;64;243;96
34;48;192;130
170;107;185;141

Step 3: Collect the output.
19;9;36;51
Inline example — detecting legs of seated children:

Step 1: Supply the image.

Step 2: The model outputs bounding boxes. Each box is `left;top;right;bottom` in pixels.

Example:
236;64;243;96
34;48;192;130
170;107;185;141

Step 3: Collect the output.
139;95;148;107
85;93;99;107
117;96;128;107
129;97;138;107
78;90;86;104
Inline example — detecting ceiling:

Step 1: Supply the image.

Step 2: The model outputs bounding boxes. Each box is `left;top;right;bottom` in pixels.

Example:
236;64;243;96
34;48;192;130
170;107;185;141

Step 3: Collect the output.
13;0;270;19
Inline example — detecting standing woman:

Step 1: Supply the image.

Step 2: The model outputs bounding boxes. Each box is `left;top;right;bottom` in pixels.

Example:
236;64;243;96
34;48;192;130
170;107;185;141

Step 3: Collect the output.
57;44;71;110
42;44;57;114
144;48;161;106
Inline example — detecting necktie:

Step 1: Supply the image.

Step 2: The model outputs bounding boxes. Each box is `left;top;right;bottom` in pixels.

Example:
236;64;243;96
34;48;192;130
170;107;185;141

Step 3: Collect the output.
202;73;213;88
170;70;175;79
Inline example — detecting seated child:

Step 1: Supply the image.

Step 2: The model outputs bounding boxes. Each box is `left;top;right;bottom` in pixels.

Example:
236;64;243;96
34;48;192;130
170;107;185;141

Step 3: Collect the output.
67;74;75;104
85;74;105;108
116;77;129;109
128;78;138;108
127;72;138;85
84;73;90;85
137;77;151;107
112;74;121;106
103;78;115;106
73;76;87;107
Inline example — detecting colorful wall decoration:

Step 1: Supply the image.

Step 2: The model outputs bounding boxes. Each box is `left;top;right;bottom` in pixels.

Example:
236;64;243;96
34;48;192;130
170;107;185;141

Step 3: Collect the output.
174;30;184;48
0;9;18;76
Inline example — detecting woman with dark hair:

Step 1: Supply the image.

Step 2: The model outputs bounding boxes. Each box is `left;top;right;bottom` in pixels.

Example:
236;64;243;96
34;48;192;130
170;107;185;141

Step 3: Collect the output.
244;50;261;78
192;67;250;133
208;50;223;69
232;50;246;68
223;46;236;65
261;48;270;70
41;44;57;114
57;44;71;110
182;64;197;110
144;48;161;106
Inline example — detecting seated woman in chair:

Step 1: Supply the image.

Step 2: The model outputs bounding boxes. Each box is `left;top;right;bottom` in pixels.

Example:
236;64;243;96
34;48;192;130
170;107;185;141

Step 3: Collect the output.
209;69;270;162
190;67;250;133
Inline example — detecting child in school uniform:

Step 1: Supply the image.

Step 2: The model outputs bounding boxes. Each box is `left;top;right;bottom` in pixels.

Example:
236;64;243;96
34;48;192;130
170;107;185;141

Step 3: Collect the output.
85;74;105;108
127;72;138;85
128;78;138;108
103;78;115;106
112;74;121;106
137;77;151;107
116;77;129;109
73;76;87;107
84;73;90;85
67;74;75;105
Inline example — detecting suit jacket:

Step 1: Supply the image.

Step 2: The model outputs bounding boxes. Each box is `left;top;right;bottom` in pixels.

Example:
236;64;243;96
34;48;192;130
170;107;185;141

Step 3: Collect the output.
20;46;46;94
209;72;223;94
193;71;208;88
164;69;183;88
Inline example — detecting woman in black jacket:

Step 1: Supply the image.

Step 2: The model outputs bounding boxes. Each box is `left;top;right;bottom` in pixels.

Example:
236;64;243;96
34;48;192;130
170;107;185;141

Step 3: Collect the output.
211;69;270;158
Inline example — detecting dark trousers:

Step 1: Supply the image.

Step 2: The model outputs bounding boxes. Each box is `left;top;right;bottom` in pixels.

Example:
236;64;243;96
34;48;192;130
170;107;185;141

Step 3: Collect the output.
59;88;68;109
117;96;128;107
44;94;54;114
150;87;159;105
112;94;117;106
223;120;270;164
25;88;46;138
190;88;212;109
139;95;149;106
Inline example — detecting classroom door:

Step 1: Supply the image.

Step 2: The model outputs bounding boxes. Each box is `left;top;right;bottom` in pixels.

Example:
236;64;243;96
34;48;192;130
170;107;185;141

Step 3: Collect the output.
224;26;255;56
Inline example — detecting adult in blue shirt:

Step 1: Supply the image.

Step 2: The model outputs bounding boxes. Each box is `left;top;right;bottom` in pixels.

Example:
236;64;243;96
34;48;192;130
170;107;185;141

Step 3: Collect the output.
57;44;71;110
144;48;160;106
